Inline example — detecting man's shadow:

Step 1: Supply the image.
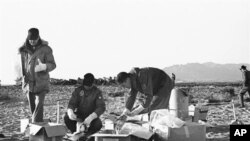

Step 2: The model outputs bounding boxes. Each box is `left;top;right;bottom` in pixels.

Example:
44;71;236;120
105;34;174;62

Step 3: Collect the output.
206;125;230;141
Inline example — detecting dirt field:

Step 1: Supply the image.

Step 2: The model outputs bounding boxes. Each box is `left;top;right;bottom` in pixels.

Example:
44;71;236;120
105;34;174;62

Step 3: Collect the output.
1;84;250;141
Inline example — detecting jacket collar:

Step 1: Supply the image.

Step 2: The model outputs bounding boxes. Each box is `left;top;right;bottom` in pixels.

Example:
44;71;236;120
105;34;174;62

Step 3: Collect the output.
19;39;48;54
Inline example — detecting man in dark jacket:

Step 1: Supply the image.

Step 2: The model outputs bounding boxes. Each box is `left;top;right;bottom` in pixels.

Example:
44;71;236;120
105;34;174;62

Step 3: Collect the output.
116;67;174;118
19;28;56;123
64;73;105;140
239;65;250;108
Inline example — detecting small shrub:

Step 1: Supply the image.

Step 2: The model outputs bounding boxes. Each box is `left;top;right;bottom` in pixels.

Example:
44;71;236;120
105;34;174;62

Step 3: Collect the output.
221;86;235;97
108;92;124;97
0;94;10;101
208;92;232;103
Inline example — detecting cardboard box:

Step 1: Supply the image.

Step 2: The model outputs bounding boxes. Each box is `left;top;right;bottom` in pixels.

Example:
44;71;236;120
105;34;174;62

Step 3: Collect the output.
20;118;29;133
93;122;153;141
156;122;206;141
29;122;66;141
183;116;193;122
92;134;146;141
193;107;208;122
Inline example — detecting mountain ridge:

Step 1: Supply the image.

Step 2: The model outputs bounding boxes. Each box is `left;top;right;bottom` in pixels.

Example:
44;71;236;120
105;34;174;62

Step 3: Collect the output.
163;62;250;82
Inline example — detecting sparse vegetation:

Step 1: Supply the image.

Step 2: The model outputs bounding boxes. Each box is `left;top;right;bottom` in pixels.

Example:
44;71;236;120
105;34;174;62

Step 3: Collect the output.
0;82;249;140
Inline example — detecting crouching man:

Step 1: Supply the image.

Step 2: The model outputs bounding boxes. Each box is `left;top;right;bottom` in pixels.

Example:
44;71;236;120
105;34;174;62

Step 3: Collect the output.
64;73;106;140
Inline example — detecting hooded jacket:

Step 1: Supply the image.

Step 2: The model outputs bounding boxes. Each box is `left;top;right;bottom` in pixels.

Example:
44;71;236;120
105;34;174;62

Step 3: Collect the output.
19;39;56;93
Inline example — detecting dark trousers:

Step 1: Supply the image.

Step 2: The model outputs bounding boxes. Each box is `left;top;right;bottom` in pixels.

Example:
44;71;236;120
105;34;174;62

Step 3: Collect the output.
140;80;174;117
239;86;250;107
26;91;47;123
64;113;102;136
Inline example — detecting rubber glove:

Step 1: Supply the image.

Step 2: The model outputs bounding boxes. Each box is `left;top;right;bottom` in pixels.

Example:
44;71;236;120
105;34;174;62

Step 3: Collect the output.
118;108;130;120
74;122;85;135
35;59;47;72
130;105;145;116
67;109;77;121
83;112;97;126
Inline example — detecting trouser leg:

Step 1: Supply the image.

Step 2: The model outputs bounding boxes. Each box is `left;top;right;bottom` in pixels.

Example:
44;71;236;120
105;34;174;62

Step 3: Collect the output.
239;94;245;107
239;87;248;107
149;82;173;114
86;118;102;135
26;91;36;115
139;81;173;121
27;91;46;122
79;118;102;141
32;91;46;122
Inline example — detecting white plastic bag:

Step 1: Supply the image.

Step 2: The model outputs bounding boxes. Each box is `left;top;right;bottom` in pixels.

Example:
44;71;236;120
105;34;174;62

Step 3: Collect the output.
150;109;185;128
119;123;153;139
149;109;186;140
150;109;169;124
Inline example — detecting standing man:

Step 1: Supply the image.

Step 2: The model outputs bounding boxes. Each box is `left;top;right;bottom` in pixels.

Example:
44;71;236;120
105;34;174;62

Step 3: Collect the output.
239;65;250;108
64;73;105;140
116;67;174;118
19;28;56;123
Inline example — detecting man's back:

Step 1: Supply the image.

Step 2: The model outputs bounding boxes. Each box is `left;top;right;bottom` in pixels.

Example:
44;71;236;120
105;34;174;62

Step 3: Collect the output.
244;70;250;86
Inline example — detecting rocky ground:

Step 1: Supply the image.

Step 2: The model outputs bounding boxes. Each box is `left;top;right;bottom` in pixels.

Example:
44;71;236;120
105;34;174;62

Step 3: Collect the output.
0;84;250;141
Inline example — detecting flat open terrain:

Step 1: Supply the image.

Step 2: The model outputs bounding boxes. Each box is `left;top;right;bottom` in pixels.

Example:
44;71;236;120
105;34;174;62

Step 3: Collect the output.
1;83;250;140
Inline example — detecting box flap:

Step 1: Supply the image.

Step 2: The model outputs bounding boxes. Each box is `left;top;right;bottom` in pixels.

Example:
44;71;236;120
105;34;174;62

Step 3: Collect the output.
92;133;129;137
29;123;43;135
184;122;205;127
44;124;66;137
130;130;153;139
168;122;206;140
92;132;154;140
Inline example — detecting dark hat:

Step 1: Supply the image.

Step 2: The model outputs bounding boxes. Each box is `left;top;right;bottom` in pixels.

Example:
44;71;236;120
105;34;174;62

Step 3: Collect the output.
27;28;39;40
116;72;129;84
240;65;247;70
83;73;95;86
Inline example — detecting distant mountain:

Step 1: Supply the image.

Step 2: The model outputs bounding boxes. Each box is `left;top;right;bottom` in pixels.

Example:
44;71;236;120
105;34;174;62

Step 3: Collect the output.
163;62;250;82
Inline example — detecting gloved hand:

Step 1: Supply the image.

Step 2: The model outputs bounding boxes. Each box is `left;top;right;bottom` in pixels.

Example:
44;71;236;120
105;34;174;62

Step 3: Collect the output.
67;109;77;121
35;59;47;72
74;122;85;135
130;105;145;116
79;123;85;132
118;108;130;120
83;112;97;126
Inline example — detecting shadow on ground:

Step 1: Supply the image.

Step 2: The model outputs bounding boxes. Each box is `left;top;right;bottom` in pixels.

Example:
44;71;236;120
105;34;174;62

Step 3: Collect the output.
206;125;230;141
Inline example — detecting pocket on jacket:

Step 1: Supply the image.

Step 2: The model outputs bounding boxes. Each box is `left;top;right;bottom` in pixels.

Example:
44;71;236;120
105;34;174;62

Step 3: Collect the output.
34;72;50;93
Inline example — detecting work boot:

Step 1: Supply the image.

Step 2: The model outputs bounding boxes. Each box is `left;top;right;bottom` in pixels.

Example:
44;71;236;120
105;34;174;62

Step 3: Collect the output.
238;94;245;108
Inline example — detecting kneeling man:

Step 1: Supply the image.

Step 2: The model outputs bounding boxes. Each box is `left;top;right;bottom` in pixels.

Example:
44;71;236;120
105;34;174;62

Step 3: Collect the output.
64;73;105;140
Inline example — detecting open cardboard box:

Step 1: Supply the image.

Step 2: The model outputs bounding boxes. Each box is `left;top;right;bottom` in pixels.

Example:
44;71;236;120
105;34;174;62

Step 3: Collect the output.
29;122;66;141
92;134;148;141
92;121;153;141
156;122;206;141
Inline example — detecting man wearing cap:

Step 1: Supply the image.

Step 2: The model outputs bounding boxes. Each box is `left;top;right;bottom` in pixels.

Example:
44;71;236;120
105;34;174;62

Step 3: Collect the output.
116;67;174;118
64;73;105;140
18;28;56;123
239;65;250;108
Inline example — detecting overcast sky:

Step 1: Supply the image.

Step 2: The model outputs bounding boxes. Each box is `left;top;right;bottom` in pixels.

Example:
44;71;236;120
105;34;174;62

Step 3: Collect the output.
0;0;249;85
